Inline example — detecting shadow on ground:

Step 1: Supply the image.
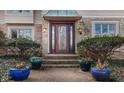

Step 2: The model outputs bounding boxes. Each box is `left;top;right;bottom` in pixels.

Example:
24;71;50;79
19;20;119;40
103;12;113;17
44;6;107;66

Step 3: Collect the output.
10;68;95;82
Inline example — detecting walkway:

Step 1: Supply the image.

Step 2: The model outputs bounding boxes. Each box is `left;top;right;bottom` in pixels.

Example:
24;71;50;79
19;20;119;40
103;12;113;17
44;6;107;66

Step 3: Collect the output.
23;68;95;82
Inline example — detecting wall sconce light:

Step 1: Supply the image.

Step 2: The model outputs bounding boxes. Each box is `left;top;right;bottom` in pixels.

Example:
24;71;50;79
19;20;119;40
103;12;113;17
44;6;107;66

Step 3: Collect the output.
77;19;84;35
77;27;83;35
42;27;47;33
77;18;90;35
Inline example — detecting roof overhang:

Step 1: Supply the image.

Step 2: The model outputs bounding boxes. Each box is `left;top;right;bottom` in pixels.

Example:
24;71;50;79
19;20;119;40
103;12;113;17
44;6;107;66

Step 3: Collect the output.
44;16;81;21
43;10;82;21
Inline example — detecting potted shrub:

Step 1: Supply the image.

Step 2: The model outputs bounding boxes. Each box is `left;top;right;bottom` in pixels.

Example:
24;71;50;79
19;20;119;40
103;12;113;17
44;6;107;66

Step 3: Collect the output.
30;56;43;69
77;45;92;71
6;38;42;69
28;43;42;69
29;46;43;69
78;60;91;71
9;61;30;81
77;36;124;81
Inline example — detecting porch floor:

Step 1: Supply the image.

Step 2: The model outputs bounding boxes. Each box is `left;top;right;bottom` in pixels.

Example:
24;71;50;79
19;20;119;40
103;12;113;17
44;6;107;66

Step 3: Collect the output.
10;68;95;82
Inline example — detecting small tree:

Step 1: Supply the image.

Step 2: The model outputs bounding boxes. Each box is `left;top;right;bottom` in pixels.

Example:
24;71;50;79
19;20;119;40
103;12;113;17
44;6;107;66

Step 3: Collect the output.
0;30;10;81
77;45;93;61
77;36;124;69
0;30;6;47
6;37;41;59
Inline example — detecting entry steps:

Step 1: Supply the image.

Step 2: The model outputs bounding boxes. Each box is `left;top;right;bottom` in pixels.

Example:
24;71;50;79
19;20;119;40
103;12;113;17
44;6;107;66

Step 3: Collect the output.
43;54;79;68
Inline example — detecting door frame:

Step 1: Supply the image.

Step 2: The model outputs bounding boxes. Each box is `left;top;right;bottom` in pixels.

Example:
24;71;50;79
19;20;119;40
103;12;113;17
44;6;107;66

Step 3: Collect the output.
49;21;75;54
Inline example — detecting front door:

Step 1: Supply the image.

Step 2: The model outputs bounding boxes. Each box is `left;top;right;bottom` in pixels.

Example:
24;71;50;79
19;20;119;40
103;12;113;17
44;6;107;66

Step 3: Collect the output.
50;23;75;54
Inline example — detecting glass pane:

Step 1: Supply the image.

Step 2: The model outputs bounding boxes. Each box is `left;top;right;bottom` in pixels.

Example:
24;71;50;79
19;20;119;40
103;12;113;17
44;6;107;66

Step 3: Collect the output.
17;10;23;13
19;29;32;39
23;10;32;13
58;10;66;16
70;26;73;50
19;29;24;38
11;29;17;38
7;10;31;14
7;10;17;14
109;24;116;34
102;24;108;34
52;26;55;50
95;24;101;34
58;26;66;50
25;29;32;39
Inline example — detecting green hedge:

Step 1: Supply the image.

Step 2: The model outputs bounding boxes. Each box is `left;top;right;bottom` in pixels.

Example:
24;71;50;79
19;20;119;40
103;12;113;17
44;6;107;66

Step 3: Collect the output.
77;36;124;65
6;38;40;49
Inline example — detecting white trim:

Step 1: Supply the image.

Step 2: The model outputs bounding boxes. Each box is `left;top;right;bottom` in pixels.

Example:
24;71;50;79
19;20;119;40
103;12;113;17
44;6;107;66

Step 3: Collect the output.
5;10;33;15
82;16;124;18
48;22;50;53
7;26;34;40
75;23;77;53
92;21;119;37
31;28;35;40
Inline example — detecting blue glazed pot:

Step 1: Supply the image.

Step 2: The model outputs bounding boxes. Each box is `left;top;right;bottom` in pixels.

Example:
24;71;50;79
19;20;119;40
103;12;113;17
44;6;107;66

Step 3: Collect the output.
30;57;43;69
91;67;112;81
79;60;91;71
10;67;30;81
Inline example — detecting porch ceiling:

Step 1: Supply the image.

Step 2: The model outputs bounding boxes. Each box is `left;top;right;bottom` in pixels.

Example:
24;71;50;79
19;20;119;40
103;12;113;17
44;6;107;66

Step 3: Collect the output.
43;10;81;21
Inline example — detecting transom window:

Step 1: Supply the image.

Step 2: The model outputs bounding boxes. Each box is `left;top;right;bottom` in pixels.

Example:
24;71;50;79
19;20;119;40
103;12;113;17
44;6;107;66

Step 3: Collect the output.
10;29;32;40
93;21;118;37
7;10;32;14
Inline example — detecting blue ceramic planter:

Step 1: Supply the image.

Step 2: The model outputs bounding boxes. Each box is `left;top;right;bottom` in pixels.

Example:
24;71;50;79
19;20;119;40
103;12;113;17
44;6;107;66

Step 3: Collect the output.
10;67;30;81
91;67;112;81
30;57;43;69
79;60;91;71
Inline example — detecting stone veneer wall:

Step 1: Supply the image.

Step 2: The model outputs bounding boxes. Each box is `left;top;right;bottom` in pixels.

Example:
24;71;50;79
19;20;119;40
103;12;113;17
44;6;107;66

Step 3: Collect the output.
76;17;124;59
75;17;124;53
0;23;8;55
76;17;122;41
41;20;49;55
113;18;124;59
41;17;124;55
120;18;124;36
0;24;8;36
34;24;42;44
1;10;124;57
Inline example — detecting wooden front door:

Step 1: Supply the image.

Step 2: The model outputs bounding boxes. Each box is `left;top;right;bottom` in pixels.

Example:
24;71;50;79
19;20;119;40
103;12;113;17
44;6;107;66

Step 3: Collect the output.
50;23;75;54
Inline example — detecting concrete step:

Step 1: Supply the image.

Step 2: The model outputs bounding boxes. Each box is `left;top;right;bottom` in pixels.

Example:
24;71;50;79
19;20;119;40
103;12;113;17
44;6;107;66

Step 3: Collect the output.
44;59;79;64
44;54;79;59
42;64;80;68
43;54;79;68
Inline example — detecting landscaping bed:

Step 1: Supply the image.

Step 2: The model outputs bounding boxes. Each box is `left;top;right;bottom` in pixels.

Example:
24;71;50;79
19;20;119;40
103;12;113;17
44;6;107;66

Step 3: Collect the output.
88;59;124;82
0;58;31;81
108;59;124;82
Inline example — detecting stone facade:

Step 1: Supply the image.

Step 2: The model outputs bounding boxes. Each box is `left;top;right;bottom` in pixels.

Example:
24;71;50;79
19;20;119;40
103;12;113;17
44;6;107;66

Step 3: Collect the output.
120;18;124;36
1;10;124;56
34;24;42;44
0;24;7;35
42;20;49;55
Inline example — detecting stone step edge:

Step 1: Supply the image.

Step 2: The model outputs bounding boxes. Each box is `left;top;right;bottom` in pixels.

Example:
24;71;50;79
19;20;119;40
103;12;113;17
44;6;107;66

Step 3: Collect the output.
44;57;79;59
42;64;80;68
44;54;79;59
43;62;79;64
43;59;79;64
44;59;79;61
44;62;79;64
45;54;78;56
44;56;79;58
